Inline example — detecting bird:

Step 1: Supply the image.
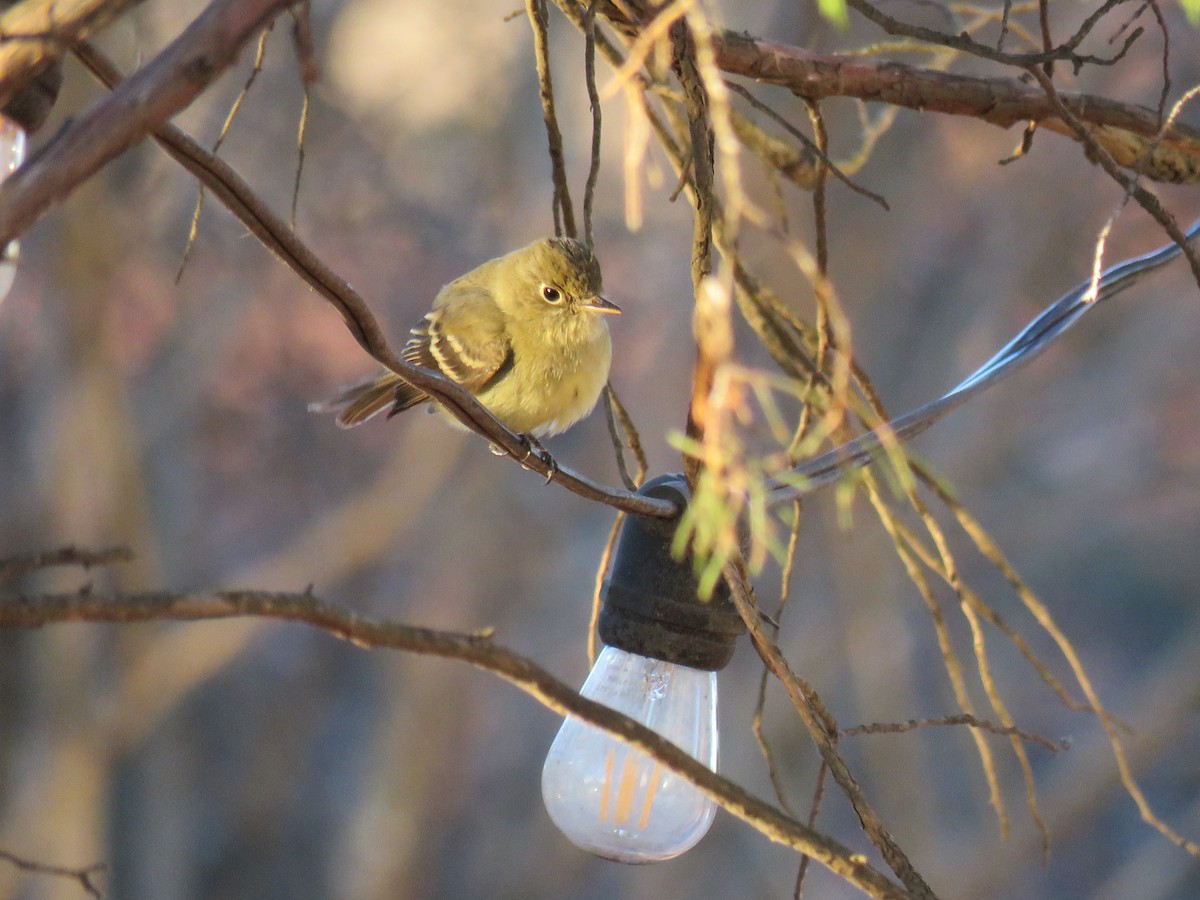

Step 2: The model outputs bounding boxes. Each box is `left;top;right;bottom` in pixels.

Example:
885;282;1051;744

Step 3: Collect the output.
311;236;620;439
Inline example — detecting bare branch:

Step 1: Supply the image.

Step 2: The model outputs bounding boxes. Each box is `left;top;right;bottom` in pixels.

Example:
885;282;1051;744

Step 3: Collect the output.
841;714;1069;753
0;847;106;898
178;21;275;282
0;0;143;114
1022;64;1200;282
582;0;602;245
840;0;1129;68
601;382;647;492
0;545;131;585
287;1;316;229
711;32;1200;184
724;81;889;208
0;587;910;899
66;43;677;520
723;562;937;899
672;18;717;489
527;0;577;238
0;0;294;247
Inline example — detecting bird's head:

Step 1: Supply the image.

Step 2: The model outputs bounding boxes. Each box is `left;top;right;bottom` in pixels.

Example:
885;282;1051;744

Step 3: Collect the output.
504;237;621;320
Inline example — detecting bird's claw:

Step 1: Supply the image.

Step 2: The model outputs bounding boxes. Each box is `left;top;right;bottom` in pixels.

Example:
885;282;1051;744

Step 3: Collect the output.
518;434;558;484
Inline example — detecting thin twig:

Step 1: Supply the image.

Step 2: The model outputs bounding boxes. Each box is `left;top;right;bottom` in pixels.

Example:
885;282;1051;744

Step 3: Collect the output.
527;0;577;238
841;714;1068;753
0;848;107;898
795;762;829;899
723;560;936;898
724;80;889;209
289;0;318;232
843;0;1129;68
178;21;274;282
592;384;649;666
1023;65;1200;283
582;0;602;245
924;469;1198;855
291;86;310;231
602;381;648;488
0;545;132;585
750;503;803;818
602;392;634;491
860;475;1010;837
587;512;623;666
288;0;317;231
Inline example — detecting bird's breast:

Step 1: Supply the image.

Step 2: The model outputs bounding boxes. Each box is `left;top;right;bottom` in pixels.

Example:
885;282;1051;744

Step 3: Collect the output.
478;316;612;436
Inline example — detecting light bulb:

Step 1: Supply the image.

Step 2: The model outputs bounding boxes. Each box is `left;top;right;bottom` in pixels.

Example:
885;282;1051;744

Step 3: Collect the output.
0;116;24;305
0;117;25;173
541;645;719;863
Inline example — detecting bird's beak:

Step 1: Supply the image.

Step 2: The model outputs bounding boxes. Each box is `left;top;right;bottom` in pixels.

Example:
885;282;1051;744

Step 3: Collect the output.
582;295;621;315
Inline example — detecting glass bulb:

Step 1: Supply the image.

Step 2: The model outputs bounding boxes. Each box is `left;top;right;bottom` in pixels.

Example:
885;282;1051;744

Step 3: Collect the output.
0;116;24;305
0;117;25;174
541;645;719;863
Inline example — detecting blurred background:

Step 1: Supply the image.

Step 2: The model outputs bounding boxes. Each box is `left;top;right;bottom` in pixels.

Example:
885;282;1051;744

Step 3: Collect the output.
2;0;1200;897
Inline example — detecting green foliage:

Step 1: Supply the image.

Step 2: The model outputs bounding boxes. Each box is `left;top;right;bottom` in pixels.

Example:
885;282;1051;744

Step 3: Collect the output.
670;434;804;600
669;439;742;599
818;0;850;29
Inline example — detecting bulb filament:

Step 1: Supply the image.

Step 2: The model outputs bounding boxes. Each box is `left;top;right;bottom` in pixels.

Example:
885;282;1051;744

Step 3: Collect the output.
600;748;664;830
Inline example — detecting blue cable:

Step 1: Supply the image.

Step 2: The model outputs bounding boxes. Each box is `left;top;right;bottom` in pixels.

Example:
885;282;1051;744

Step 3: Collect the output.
769;218;1200;504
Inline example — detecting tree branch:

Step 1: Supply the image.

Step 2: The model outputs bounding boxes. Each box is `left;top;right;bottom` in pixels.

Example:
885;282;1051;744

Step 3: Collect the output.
527;0;577;238
672;18;717;489
0;587;910;899
0;0;142;114
724;561;937;899
840;0;1127;68
0;544;132;584
712;31;1200;184
841;714;1069;753
0;848;106;899
0;0;294;245
595;0;1200;181
63;41;678;520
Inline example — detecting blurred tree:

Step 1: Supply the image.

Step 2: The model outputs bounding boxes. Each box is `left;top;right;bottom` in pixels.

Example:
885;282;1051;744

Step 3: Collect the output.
1;1;1200;898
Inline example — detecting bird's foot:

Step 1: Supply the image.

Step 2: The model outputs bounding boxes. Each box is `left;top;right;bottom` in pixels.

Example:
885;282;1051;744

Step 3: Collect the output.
518;433;558;484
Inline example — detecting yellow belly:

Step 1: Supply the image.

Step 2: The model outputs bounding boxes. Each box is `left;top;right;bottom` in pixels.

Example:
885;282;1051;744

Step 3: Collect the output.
443;317;612;437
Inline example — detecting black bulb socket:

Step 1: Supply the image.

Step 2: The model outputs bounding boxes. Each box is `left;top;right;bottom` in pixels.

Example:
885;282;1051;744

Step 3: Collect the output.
598;474;745;671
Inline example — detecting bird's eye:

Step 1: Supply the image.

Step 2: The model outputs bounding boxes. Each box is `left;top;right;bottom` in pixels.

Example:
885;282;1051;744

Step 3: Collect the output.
541;284;563;304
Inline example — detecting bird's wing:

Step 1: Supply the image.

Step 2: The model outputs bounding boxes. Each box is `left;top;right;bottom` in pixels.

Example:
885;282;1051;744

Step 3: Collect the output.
394;286;514;413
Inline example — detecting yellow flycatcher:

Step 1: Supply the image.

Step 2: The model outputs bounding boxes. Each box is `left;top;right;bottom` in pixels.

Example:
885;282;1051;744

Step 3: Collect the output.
313;237;619;437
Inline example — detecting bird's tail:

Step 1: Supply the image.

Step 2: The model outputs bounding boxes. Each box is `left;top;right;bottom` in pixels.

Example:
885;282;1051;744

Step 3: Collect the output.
308;371;427;428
